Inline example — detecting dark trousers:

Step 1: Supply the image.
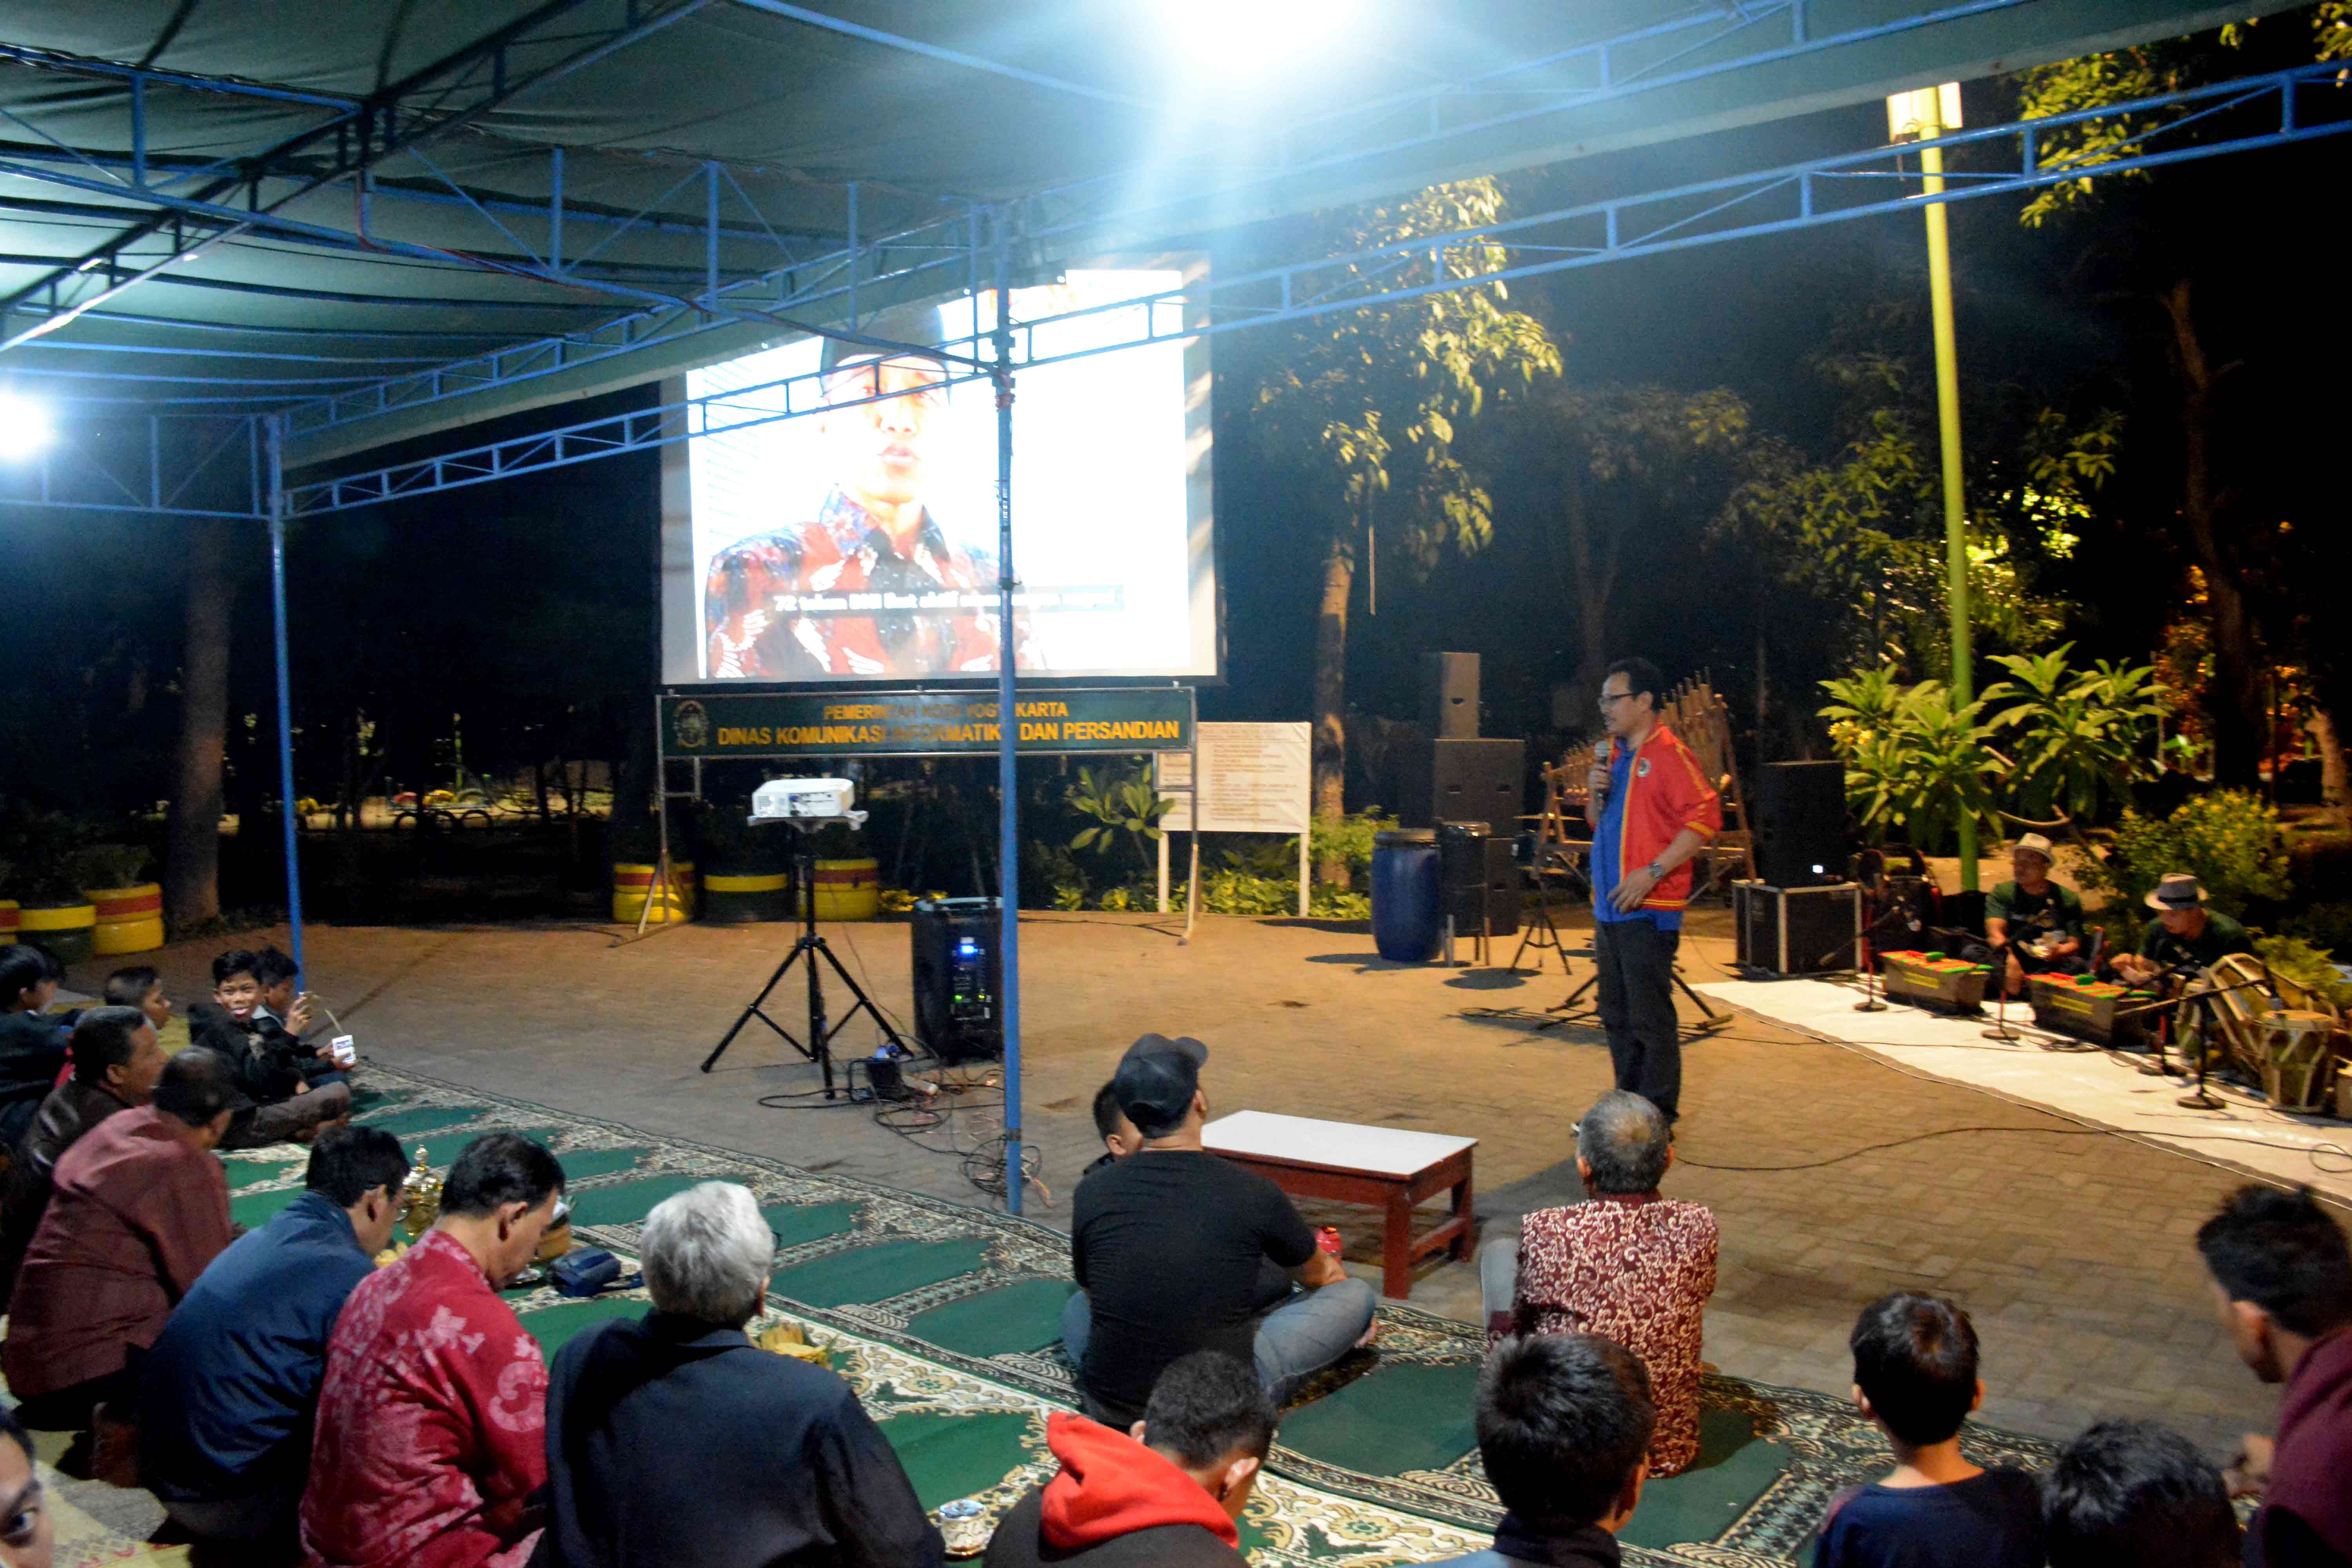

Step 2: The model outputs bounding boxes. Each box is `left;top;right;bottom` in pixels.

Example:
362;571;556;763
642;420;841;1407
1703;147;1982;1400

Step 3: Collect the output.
1593;916;1681;1122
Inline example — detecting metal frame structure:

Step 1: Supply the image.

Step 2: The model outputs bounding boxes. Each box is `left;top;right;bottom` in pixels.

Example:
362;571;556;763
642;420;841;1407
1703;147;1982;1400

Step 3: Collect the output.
5;9;2345;1211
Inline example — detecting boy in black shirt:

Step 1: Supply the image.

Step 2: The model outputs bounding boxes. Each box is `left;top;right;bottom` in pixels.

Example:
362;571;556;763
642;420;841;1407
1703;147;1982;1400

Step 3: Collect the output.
1066;1035;1375;1428
191;948;350;1148
0;946;69;1149
1814;1292;2040;1568
2040;1419;2240;1568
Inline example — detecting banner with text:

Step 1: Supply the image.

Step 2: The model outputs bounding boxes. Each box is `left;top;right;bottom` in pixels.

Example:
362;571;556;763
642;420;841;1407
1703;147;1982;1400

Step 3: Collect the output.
1158;722;1311;834
662;688;1194;758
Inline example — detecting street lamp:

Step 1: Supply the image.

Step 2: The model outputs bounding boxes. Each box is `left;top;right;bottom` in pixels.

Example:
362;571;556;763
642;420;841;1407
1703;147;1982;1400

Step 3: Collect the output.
0;390;54;462
1887;83;1979;894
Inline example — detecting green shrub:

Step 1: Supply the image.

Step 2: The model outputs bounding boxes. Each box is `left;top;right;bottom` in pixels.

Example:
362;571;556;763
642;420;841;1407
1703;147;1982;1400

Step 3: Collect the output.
2286;901;2352;957
69;843;151;891
2253;933;2352;1012
2070;789;2289;923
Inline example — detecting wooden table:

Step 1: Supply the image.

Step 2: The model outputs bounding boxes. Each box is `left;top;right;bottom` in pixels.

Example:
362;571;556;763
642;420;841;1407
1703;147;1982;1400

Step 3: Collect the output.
1202;1111;1477;1300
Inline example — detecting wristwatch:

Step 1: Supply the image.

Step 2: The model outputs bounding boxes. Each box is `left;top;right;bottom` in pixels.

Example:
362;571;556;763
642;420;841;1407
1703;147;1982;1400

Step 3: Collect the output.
1645;860;1664;880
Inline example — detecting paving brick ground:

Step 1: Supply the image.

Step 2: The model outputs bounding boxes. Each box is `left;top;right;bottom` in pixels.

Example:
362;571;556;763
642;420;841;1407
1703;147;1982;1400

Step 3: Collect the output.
90;905;2291;1457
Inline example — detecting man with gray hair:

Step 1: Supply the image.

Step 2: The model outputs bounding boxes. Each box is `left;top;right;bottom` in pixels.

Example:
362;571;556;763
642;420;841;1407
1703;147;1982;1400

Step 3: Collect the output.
1477;1091;1718;1478
535;1180;942;1568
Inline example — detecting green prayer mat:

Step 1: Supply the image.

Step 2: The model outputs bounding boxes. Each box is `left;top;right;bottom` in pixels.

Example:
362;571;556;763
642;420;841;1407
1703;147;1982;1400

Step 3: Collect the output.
204;1062;2056;1568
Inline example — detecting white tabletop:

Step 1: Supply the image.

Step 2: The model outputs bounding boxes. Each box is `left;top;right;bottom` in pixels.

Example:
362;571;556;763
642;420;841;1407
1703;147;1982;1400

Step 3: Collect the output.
1203;1111;1475;1178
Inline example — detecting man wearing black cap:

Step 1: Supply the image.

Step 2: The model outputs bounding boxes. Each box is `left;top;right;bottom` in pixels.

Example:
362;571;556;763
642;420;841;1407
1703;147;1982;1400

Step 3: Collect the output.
1064;1034;1377;1429
701;306;1036;680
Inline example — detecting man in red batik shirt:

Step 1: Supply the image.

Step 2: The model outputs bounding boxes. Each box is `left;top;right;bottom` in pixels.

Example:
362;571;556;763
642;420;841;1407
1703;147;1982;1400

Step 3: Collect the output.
1484;1091;1718;1479
301;1133;566;1568
701;328;1034;681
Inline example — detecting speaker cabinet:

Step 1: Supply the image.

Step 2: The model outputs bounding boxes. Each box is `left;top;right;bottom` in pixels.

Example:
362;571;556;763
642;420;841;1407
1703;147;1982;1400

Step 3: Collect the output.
1734;880;1861;975
910;897;1002;1064
1422;652;1480;739
1754;760;1847;887
1396;737;1524;838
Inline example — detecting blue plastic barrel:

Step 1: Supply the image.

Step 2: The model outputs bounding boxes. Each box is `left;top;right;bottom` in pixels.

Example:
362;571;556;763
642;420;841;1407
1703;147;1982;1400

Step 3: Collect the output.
1370;828;1442;962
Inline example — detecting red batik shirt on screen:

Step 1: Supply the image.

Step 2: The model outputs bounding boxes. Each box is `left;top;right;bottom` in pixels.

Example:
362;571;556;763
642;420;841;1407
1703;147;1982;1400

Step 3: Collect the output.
301;1228;548;1568
702;490;1034;679
1500;1192;1719;1477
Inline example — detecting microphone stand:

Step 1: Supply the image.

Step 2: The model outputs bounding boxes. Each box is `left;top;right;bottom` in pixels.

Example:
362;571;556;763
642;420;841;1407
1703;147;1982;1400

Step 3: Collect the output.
1983;954;2022;1041
2106;967;2276;1109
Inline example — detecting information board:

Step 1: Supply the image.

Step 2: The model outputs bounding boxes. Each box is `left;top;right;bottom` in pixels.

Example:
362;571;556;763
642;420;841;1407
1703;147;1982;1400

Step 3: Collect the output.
1159;723;1311;833
661;687;1192;758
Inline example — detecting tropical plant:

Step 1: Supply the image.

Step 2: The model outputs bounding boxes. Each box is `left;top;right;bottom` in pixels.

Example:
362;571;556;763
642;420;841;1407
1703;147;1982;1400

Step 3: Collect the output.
1248;178;1560;872
2068;788;2290;922
1066;765;1173;873
2253;933;2352;1013
1983;646;2163;829
69;844;151;891
1820;666;2007;853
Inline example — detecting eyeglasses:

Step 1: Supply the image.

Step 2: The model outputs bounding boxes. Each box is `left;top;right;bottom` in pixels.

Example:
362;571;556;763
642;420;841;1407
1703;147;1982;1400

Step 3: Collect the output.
1597;691;1637;711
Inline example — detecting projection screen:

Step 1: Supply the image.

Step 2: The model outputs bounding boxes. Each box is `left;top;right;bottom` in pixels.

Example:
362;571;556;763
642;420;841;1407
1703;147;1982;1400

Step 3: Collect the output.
658;266;1215;686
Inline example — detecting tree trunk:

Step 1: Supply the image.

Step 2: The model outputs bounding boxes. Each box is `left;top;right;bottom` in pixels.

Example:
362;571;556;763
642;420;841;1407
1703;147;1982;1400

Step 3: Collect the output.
1564;477;1609;689
2311;705;2352;832
1311;524;1354;884
165;519;234;931
2163;278;2262;787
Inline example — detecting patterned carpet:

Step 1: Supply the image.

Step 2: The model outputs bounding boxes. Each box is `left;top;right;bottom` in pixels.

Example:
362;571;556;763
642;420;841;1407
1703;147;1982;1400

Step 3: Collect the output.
25;1063;2058;1566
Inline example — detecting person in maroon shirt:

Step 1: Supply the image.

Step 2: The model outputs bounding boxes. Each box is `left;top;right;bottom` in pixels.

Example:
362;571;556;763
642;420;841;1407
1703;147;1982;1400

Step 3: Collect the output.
301;1131;565;1568
2196;1185;2352;1568
1;1047;236;1459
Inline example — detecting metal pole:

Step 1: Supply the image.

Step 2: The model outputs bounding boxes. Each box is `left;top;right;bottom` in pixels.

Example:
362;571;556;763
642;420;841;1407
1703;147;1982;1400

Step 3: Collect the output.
1920;121;1976;893
991;210;1024;1214
265;414;305;976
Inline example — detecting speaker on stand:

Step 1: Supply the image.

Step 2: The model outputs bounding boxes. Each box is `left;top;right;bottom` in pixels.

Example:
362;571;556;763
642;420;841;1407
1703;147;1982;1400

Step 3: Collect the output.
1423;652;1481;739
1753;761;1847;887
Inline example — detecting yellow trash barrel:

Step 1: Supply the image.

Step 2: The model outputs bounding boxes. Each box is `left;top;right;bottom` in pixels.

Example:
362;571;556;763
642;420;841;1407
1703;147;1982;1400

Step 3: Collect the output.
701;870;793;924
17;900;96;965
809;858;880;922
611;861;696;925
89;883;165;956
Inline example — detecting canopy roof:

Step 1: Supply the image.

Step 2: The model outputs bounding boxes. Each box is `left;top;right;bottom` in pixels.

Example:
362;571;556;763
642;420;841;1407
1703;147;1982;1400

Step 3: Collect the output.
0;0;2282;461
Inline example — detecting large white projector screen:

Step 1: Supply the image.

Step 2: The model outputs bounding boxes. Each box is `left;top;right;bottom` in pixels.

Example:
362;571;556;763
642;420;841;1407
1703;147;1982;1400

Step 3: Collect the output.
660;267;1215;686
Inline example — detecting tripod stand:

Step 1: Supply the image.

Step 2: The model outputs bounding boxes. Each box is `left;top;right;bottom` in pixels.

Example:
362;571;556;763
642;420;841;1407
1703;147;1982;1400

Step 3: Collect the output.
701;824;909;1094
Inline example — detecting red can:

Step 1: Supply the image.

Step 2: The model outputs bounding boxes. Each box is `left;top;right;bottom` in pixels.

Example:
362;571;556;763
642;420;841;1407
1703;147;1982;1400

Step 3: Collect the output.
1316;1226;1343;1258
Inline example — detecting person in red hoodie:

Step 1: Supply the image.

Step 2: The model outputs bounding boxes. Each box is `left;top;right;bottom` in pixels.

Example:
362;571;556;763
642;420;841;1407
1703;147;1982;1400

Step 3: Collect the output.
2195;1184;2352;1568
985;1352;1272;1568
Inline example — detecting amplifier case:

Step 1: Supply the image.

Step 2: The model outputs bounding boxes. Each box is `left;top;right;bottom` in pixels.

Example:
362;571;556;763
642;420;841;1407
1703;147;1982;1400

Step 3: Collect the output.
1733;880;1861;975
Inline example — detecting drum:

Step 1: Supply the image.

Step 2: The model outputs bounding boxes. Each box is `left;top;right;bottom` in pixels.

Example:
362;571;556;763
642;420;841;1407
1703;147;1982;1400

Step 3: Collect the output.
2259;1011;2339;1113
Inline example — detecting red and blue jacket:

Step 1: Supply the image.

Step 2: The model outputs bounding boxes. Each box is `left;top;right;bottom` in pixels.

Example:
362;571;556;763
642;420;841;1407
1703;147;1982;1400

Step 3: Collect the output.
1596;724;1723;915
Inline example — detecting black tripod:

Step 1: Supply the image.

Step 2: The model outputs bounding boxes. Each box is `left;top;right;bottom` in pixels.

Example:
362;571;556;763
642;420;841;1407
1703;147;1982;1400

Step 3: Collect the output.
701;825;908;1094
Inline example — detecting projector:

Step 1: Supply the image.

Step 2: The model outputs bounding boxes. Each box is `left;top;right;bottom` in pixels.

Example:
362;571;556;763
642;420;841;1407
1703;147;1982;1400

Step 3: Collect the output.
750;777;866;827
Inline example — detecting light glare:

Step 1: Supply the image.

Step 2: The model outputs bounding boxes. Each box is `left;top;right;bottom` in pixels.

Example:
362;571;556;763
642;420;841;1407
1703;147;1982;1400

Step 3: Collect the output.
0;392;54;462
1165;0;1359;76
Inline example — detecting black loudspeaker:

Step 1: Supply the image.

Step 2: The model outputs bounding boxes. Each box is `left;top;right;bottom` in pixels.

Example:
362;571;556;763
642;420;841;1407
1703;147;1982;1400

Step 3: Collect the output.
1480;836;1521;936
911;897;1002;1065
1397;737;1524;837
1734;881;1861;975
1422;652;1480;739
1436;824;1520;938
1753;760;1847;887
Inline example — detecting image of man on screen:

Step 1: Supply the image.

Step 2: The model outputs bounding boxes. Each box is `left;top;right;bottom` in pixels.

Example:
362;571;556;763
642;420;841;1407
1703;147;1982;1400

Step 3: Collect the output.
701;330;1035;680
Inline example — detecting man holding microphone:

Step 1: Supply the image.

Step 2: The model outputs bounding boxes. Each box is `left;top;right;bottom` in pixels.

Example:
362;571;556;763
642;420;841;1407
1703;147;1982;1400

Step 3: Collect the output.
1585;659;1722;1127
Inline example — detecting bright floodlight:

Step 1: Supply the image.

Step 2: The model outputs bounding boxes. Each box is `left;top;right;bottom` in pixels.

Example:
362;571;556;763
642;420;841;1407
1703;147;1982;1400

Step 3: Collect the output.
0;392;54;462
1168;0;1360;76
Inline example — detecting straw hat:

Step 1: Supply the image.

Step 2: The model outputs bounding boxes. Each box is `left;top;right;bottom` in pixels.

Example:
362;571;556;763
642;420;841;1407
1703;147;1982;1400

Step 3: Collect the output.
2145;872;2208;910
2012;833;2056;863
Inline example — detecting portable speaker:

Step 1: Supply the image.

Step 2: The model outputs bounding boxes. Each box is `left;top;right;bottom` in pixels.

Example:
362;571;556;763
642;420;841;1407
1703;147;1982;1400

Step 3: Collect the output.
1396;737;1524;837
1422;652;1481;739
1753;761;1847;887
911;897;1002;1064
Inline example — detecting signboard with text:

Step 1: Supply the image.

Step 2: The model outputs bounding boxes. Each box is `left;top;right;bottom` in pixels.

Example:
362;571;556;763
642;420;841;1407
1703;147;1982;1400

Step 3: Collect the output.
1158;723;1311;834
661;688;1193;758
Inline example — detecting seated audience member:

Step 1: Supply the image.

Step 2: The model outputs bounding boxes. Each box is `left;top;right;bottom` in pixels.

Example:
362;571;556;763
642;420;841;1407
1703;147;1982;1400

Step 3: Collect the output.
2194;1183;2352;1568
0;1403;56;1568
1815;1292;2040;1568
1484;1090;1717;1476
192;948;349;1149
1429;1335;1656;1568
1971;834;2088;996
986;1350;1272;1568
0;1007;165;1308
2041;1418;2241;1568
302;1132;564;1568
0;946;69;1149
1065;1034;1376;1428
1;1048;236;1466
1084;1079;1143;1175
138;1125;410;1563
100;967;172;1036
538;1181;942;1568
2111;873;2252;988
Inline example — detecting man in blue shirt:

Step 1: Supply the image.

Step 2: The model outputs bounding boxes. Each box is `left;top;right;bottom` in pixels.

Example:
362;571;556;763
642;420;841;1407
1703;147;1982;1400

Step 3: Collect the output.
138;1123;409;1561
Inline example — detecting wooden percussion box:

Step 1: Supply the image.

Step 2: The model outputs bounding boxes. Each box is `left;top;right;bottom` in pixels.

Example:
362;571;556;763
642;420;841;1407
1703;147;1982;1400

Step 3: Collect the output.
1879;951;1991;1013
2029;973;2154;1046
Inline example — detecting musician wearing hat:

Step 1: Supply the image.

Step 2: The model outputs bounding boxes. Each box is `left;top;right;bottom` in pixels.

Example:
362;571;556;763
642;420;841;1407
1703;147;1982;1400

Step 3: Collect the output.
2111;873;2252;988
1979;832;2088;997
701;305;1037;680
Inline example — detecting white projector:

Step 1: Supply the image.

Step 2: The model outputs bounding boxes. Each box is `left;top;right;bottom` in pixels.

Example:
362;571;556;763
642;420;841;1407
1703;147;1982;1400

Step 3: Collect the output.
750;777;866;827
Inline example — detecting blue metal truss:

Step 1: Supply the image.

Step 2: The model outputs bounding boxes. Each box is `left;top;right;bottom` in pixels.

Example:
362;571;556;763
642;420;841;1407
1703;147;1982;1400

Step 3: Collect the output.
0;411;263;518
265;0;2071;447
269;57;2350;519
